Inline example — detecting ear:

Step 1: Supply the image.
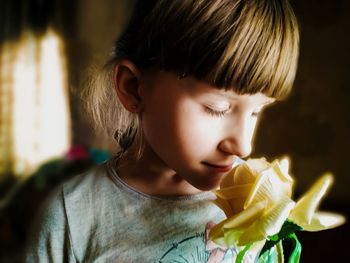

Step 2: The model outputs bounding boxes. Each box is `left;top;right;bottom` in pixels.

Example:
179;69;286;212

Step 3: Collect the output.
113;60;143;113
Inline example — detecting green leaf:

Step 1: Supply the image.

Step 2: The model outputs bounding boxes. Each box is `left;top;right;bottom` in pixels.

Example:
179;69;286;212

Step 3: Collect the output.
259;220;302;257
260;239;278;256
236;244;253;263
277;221;302;239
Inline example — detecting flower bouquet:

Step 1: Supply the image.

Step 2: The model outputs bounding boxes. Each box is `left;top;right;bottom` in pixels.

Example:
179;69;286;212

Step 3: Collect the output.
209;158;345;263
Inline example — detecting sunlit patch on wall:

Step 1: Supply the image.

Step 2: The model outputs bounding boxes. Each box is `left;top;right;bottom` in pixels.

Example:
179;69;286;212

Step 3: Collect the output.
0;28;71;176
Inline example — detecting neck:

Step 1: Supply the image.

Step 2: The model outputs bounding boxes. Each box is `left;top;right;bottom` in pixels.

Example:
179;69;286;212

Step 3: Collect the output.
115;143;203;196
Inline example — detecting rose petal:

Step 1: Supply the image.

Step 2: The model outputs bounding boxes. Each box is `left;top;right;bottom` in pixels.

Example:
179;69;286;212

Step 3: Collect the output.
272;159;294;185
220;168;236;188
228;197;246;215
244;172;270;209
279;157;291;177
246;158;270;174
232;163;257;185
224;200;268;228
294;211;346;232
208;220;227;242
209;201;268;246
224;228;244;247
214;184;253;200
213;198;234;217
289;173;333;224
238;197;295;246
261;198;295;236
244;167;292;209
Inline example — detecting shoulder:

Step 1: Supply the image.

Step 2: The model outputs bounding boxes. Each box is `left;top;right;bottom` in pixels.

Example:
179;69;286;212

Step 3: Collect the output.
25;183;74;262
26;161;121;259
60;160;121;222
28;161;118;242
62;161;116;200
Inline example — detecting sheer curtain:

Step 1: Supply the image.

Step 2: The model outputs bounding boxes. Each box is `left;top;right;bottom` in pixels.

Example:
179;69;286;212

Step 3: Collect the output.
0;0;73;176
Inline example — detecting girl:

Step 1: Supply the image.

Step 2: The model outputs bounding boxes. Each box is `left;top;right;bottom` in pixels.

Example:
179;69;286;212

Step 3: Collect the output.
26;0;299;262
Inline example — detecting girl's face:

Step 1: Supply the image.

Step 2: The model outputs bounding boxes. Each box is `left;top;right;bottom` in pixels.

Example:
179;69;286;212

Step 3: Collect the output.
139;71;274;191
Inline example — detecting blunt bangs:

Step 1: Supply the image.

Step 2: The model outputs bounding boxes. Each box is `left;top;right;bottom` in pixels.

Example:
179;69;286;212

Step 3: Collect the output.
115;0;299;99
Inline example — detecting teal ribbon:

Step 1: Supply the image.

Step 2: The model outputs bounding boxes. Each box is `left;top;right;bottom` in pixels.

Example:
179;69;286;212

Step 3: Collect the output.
287;233;302;263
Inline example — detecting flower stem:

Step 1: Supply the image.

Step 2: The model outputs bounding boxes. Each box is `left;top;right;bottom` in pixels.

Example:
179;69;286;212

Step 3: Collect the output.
236;244;253;263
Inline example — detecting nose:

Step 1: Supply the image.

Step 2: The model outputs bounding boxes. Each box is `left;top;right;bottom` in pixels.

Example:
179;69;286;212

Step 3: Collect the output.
218;117;254;158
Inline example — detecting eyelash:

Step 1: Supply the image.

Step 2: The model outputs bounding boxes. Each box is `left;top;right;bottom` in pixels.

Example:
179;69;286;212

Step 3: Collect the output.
205;107;229;117
205;107;262;118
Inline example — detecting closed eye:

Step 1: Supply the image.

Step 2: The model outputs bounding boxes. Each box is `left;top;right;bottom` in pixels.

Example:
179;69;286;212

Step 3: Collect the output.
204;107;229;118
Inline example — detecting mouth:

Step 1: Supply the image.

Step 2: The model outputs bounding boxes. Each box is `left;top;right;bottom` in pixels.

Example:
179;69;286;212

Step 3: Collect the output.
202;162;233;173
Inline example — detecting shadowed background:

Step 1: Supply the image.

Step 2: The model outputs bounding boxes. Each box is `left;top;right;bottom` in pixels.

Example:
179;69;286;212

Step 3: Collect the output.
0;0;349;262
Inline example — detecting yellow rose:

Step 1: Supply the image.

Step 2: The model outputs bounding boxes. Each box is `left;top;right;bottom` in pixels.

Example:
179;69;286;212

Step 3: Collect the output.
209;157;346;249
209;157;295;246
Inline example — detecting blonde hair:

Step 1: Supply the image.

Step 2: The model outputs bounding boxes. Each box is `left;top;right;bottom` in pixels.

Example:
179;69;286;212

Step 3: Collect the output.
82;0;299;154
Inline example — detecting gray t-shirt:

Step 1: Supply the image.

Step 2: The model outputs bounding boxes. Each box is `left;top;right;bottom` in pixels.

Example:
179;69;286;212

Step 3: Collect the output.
25;159;241;263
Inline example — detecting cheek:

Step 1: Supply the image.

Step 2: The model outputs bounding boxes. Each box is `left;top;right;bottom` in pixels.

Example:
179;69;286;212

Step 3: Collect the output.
175;109;215;157
141;100;217;165
141;109;171;149
178;111;218;155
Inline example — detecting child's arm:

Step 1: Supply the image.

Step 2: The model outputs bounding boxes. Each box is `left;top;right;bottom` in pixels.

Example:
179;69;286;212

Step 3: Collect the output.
24;187;76;263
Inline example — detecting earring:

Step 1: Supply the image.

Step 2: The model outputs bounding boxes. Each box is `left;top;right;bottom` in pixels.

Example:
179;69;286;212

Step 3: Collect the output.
130;105;137;111
113;130;123;142
114;127;136;151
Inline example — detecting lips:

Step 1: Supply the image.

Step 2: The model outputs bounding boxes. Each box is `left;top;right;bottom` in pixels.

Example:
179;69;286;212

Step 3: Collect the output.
202;162;233;173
